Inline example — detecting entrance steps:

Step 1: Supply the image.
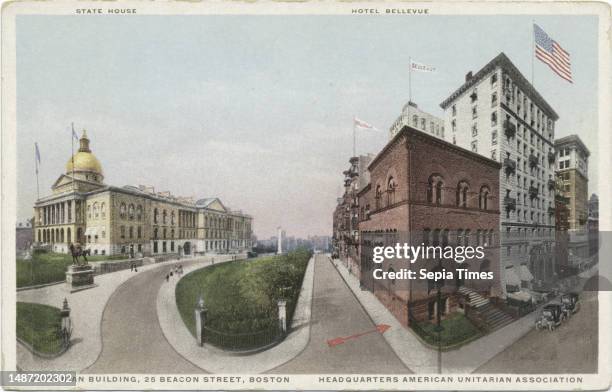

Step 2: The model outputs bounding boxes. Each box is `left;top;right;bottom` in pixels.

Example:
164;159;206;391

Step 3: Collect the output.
458;286;514;331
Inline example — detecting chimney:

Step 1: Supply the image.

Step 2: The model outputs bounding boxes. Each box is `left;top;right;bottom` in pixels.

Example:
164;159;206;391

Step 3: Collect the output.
465;71;473;82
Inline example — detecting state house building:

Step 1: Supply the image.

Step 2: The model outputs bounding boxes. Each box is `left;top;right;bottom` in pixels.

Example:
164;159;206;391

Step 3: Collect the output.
33;131;253;257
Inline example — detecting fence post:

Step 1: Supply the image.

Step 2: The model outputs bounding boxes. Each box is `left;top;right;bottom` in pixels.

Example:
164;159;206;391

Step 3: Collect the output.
277;299;287;335
60;298;72;345
194;295;207;346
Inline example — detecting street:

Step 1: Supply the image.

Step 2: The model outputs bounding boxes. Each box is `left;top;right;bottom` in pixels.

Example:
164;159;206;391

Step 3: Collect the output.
271;254;409;373
476;290;598;373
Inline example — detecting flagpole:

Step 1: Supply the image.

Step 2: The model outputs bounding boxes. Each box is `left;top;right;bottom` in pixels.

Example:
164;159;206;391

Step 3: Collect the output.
352;118;356;157
34;144;40;200
409;56;412;103
531;21;535;86
71;122;75;192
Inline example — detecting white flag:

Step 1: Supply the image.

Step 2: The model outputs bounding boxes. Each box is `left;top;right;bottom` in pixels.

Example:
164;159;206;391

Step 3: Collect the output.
410;59;436;73
354;117;380;131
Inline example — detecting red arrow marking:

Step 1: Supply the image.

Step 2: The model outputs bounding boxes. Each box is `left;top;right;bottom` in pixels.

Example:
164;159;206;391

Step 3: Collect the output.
326;324;391;347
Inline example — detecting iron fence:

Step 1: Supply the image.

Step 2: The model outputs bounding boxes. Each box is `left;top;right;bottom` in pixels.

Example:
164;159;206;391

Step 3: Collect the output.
202;324;284;351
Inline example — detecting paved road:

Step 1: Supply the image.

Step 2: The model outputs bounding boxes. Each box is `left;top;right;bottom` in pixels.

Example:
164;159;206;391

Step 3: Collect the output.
476;290;598;373
271;255;410;374
86;260;203;374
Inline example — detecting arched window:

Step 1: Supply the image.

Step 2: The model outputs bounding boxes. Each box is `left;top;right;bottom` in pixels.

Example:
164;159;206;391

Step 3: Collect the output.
67;228;71;243
412;115;418;128
120;203;127;219
387;177;397;206
93;202;99;219
375;185;382;209
479;185;490;210
456;181;469;207
128;204;135;220
153;208;159;224
427;174;444;205
162;210;167;224
100;203;106;219
136;205;143;221
171;211;176;225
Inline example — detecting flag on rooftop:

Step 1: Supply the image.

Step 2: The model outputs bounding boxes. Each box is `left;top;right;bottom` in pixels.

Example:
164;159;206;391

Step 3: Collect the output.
534;24;573;83
72;127;79;141
353;117;379;131
410;59;436;73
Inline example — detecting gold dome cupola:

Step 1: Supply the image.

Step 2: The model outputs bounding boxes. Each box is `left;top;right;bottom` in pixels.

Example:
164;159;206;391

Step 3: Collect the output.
66;130;104;183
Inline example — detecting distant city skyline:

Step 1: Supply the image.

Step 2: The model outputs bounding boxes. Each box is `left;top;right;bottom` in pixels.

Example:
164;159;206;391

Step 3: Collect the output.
16;15;598;238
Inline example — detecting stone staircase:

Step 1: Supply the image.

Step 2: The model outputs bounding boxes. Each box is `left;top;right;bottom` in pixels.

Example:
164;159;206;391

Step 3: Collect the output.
458;286;514;331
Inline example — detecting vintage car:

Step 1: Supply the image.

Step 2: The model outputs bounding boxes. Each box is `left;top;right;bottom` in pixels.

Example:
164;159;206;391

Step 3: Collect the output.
535;303;565;331
560;292;581;317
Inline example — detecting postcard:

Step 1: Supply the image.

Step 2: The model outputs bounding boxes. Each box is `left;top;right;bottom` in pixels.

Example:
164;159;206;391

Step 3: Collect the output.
1;1;610;390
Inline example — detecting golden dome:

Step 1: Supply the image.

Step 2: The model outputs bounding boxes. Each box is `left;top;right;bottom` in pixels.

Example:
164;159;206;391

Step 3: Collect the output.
66;151;103;174
65;130;103;175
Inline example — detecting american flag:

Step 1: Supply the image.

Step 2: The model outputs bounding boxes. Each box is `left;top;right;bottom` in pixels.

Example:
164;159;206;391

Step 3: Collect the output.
534;24;573;83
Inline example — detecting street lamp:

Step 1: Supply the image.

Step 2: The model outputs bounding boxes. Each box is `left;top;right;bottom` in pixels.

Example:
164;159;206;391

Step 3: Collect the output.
60;298;72;344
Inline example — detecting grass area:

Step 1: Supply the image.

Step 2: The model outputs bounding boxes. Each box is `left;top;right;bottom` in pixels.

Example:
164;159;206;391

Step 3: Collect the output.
16;250;125;288
175;249;311;349
16;302;65;355
412;312;482;348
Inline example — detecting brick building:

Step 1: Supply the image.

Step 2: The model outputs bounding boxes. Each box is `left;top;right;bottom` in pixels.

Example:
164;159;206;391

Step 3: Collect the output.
357;125;504;325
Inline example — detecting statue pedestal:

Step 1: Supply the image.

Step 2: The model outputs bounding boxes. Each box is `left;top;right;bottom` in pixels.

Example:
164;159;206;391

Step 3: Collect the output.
66;264;97;293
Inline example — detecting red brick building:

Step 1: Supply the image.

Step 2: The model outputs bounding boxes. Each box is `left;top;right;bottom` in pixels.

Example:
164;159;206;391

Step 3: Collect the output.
357;126;503;325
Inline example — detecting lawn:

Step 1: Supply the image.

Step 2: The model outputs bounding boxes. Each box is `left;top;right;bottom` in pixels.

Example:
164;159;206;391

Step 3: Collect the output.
175;249;311;350
412;312;482;348
16;250;125;288
16;302;65;355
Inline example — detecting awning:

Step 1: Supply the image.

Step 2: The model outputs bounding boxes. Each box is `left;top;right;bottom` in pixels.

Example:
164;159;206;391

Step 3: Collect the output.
504;266;521;287
84;227;98;236
507;290;532;302
519;264;534;281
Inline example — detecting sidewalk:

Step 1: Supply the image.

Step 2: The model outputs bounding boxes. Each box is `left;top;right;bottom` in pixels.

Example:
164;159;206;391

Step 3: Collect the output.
156;255;315;373
330;255;539;373
16;255;219;371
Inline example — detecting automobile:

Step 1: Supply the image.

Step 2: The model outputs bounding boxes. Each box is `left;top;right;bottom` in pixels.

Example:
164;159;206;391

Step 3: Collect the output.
560;292;581;318
535;303;566;331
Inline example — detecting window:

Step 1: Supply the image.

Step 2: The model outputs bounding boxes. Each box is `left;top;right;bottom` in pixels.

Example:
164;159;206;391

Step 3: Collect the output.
457;229;463;245
137;226;142;239
128;204;135;220
427;174;444;205
452;105;456;116
129;226;134;239
433;229;441;246
470;89;478;103
471;141;478;152
93;202;99;219
387;177;397;206
87;205;92;219
120;203;127;219
451;119;456;132
120;226;125;239
153;208;158;223
472;106;478;119
456;181;469;207
491;130;498;145
101;203;106;219
471;123;478;137
479;186;490;210
171;211;175;225
412;115;418;127
491;112;497;126
136;205;143;221
375;185;382;209
423;229;431;246
421;118;426;129
153;228;158;239
162;210;167;224
490;73;497;85
491;150;496;160
491;92;498;107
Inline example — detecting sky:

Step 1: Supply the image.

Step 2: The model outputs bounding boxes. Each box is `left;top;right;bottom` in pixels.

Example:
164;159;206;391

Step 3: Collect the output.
16;14;599;238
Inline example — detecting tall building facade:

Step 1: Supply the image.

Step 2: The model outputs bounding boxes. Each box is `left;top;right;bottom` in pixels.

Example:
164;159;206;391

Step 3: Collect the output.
332;154;373;275
357;126;504;326
554;135;590;261
440;53;558;294
389;101;446;141
33;131;253;257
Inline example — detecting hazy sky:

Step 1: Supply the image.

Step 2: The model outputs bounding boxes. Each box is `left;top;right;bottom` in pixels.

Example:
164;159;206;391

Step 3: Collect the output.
16;15;598;238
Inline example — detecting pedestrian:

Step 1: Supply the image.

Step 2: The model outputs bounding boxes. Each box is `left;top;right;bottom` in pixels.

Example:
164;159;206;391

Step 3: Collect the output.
165;274;169;282
130;263;134;272
170;271;173;277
